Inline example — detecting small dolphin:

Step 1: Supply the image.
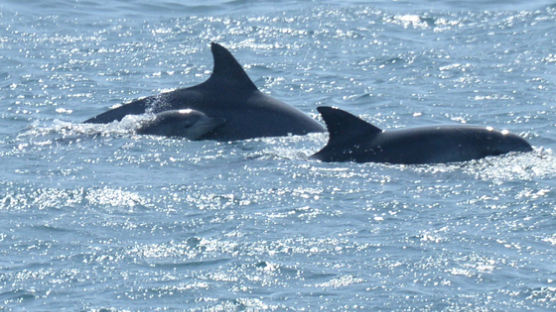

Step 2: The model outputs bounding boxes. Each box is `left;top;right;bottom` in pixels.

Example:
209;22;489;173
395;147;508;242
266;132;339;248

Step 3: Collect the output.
312;106;532;164
136;109;226;140
85;43;324;141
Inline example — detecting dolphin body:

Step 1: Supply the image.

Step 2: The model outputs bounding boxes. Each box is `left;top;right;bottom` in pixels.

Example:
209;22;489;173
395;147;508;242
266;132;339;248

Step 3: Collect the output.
136;109;226;140
85;43;324;140
312;106;532;164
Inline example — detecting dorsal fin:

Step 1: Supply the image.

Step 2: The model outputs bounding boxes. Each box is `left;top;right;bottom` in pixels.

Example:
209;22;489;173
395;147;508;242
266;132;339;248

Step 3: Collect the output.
206;42;258;91
317;106;382;145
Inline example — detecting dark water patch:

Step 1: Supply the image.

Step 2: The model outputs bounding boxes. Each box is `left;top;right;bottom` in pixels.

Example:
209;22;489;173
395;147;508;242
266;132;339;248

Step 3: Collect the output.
149;258;231;270
0;289;36;305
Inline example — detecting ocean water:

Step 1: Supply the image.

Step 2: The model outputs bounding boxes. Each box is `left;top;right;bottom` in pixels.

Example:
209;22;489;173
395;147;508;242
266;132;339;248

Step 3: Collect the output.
1;0;555;311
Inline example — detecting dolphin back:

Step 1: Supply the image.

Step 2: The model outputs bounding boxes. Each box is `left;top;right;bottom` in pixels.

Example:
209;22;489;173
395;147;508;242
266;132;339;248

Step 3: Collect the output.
312;106;532;164
84;42;323;140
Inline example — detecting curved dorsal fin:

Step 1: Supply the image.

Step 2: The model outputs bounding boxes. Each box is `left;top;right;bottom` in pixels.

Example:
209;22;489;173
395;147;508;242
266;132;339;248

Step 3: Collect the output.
206;42;258;91
317;106;382;145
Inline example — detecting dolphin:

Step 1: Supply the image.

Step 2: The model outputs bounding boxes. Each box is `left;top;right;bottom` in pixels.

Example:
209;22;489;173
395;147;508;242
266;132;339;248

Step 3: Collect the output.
136;109;226;140
312;106;532;164
85;42;324;141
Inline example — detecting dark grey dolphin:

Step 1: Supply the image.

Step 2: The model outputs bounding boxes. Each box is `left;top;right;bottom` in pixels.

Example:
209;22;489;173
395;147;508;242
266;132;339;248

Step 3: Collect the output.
136;109;226;140
312;106;532;164
85;43;324;141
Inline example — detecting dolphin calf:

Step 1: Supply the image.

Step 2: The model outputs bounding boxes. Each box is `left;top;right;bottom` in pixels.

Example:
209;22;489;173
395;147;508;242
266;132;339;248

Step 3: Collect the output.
136;109;226;140
312;106;532;164
85;42;324;141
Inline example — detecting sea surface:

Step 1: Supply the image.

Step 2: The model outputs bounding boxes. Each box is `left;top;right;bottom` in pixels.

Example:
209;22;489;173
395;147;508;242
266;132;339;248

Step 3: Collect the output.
1;0;555;311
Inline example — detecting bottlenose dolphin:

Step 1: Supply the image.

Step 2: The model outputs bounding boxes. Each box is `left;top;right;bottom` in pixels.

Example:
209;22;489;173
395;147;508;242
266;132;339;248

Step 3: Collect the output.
312;106;532;164
85;43;324;141
136;109;226;140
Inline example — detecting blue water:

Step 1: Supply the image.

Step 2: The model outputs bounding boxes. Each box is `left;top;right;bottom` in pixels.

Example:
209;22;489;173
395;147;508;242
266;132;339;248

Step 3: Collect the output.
1;0;555;311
